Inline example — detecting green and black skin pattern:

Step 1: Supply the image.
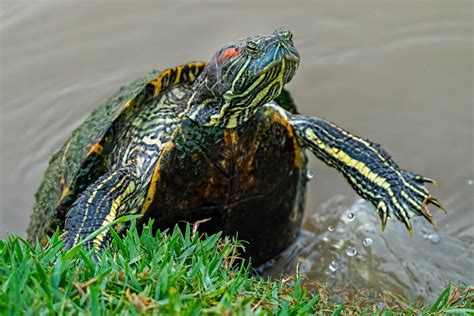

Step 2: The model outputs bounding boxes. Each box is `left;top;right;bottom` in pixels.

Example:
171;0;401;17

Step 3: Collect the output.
28;28;444;265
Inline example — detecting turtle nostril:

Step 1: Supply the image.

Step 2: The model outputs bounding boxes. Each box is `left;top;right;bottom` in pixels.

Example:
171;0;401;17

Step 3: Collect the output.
282;30;293;41
275;28;293;42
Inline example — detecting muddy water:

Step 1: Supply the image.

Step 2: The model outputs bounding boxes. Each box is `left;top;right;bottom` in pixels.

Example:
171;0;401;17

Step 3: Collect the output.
1;0;472;302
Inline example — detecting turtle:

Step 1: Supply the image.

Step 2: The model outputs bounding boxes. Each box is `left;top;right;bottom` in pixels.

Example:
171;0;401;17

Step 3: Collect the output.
27;28;444;265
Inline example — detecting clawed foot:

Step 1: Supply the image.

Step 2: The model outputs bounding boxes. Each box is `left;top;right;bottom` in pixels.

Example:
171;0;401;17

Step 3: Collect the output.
374;170;446;236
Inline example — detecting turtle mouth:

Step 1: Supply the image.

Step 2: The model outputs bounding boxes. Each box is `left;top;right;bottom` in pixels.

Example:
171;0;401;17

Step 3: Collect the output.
282;56;299;84
259;55;300;85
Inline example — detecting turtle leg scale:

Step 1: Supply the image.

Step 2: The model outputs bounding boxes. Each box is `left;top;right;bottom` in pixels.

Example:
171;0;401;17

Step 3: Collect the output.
266;104;445;234
64;166;138;251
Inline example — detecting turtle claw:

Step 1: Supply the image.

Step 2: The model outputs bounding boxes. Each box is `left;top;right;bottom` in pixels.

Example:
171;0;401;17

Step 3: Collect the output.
425;196;447;214
372;170;444;236
415;175;439;186
377;202;388;231
420;203;437;230
404;218;413;237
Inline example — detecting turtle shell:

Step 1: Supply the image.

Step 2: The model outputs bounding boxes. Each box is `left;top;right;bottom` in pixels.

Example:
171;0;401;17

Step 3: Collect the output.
28;63;206;242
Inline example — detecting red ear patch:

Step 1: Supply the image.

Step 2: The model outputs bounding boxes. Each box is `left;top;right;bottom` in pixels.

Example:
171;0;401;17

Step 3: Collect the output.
220;47;241;60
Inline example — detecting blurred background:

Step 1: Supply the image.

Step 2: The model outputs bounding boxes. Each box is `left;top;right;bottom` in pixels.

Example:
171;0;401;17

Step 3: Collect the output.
1;0;472;302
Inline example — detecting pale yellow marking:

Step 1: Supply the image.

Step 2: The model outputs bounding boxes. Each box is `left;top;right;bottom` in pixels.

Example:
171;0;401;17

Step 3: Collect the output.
72;172;116;246
306;128;390;191
224;60;286;129
87;173;128;246
230;56;251;92
305;126;419;232
174;66;182;84
150;69;172;97
93;180;136;249
60;187;70;200
122;99;133;110
327;121;428;199
401;191;420;211
86;143;103;157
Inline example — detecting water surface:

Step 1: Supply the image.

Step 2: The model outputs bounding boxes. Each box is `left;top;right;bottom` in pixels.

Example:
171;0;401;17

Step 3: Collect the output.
1;0;472;302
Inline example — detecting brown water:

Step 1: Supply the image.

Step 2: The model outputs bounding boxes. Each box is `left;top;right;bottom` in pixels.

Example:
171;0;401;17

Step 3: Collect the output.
1;0;472;303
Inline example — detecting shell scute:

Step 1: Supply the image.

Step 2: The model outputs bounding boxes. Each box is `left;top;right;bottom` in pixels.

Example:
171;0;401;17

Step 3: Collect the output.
28;69;169;242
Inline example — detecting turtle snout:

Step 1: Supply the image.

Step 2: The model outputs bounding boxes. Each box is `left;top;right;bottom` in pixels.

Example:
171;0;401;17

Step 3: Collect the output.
274;27;293;42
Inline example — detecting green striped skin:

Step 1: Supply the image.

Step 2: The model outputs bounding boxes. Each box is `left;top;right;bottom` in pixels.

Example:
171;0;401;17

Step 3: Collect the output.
47;28;443;256
268;105;443;234
187;28;299;128
28;69;168;243
64;63;206;250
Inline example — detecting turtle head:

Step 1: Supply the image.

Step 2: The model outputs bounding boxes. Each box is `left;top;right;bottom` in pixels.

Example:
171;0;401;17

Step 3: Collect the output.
188;28;300;128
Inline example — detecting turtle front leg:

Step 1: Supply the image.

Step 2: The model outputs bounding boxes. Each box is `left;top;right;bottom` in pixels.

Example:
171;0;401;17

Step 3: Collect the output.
64;166;139;251
274;106;445;234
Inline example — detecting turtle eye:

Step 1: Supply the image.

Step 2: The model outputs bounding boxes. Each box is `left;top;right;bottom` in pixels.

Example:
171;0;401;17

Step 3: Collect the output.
246;41;260;54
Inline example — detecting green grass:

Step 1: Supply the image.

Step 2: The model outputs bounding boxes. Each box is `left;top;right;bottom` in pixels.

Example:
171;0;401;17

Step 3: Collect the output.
0;219;472;315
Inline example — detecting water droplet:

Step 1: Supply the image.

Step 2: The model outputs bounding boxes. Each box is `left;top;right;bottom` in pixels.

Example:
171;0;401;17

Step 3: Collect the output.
329;260;339;272
328;226;335;232
306;169;314;180
363;238;373;247
346;212;355;221
467;179;474;186
346;246;357;257
423;233;440;244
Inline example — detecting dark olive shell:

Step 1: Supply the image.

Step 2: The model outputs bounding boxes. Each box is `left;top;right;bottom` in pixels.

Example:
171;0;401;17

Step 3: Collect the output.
28;71;163;242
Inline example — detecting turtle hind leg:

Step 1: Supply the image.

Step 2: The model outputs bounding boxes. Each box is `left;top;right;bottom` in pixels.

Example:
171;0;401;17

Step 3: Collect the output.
283;110;444;234
64;166;139;251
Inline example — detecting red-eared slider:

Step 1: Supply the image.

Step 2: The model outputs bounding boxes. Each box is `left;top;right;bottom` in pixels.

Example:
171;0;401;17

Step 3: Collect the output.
28;28;444;264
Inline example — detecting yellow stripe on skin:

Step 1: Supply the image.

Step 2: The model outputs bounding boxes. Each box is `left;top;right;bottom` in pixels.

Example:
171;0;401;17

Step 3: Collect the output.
401;191;423;214
224;60;286;129
70;62;208;248
92;179;136;249
305;128;390;191
326;122;429;199
305;126;418;231
391;195;413;236
72;171;117;246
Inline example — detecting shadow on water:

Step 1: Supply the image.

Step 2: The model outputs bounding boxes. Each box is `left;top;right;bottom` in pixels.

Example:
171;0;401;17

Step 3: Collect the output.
0;0;472;302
